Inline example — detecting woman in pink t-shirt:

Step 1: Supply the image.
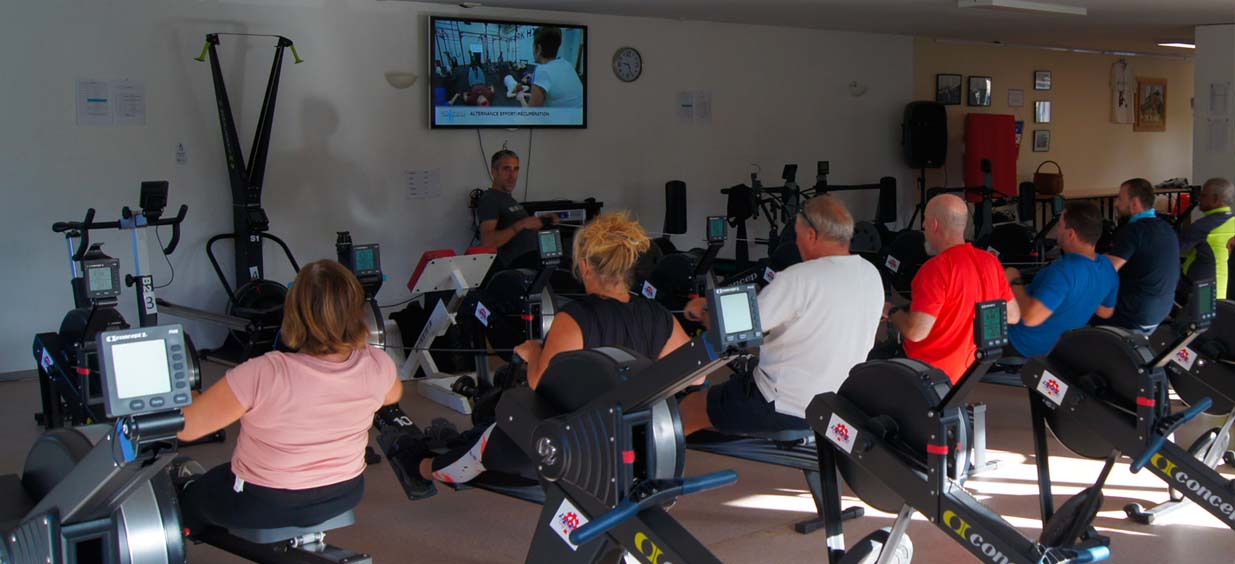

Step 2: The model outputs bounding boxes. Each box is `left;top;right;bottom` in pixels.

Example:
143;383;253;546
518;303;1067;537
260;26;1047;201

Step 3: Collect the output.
176;260;402;532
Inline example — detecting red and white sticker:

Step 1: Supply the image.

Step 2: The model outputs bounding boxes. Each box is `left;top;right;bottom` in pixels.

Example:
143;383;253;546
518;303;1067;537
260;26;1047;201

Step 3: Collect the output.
764;267;776;283
475;301;491;327
1035;370;1069;407
824;413;857;454
550;498;589;550
885;255;901;273
39;348;54;371
1172;346;1198;371
642;281;657;299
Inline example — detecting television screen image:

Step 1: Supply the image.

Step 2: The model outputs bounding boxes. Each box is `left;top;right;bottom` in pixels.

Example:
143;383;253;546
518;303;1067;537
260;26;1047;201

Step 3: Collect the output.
430;16;587;128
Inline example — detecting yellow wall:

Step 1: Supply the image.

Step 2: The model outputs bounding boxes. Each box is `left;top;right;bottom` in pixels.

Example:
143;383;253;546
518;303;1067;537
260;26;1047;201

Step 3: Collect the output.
914;37;1194;196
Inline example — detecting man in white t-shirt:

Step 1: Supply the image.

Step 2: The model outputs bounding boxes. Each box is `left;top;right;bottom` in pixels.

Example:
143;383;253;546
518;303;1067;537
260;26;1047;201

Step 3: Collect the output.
529;26;583;108
680;195;885;435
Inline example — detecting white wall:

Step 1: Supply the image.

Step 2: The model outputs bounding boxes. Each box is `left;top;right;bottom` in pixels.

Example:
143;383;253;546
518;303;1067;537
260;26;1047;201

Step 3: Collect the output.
0;0;914;373
1194;24;1235;183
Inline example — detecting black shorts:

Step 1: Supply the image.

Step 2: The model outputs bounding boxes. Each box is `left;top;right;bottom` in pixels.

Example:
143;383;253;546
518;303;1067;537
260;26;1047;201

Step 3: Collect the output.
706;368;807;435
180;463;364;533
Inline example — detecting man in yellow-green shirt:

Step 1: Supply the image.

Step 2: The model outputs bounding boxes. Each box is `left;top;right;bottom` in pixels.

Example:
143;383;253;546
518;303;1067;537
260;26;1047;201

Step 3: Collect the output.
1180;178;1235;299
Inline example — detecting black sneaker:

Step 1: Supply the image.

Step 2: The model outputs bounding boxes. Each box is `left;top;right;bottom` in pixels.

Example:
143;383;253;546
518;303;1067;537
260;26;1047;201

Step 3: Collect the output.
378;428;437;500
169;456;206;492
426;418;460;444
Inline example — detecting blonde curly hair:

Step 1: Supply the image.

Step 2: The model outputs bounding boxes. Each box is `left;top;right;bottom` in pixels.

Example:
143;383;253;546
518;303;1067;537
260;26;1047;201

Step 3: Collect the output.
572;211;651;289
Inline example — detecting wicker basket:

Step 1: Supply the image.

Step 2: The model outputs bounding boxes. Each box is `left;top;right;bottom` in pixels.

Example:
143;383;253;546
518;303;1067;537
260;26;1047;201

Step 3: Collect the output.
1034;161;1063;195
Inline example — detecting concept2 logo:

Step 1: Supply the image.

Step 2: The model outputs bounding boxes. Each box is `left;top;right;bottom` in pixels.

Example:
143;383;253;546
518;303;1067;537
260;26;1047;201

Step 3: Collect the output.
633;532;670;564
1149;454;1235;522
942;510;1011;564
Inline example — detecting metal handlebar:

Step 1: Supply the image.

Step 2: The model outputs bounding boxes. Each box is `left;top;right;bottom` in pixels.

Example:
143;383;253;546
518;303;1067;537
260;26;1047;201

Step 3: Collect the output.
55;203;189;262
1130;397;1213;473
568;470;738;546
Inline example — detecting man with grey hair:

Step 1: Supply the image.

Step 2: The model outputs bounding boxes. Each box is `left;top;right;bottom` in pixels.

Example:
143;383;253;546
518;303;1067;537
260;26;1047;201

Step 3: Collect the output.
678;195;884;435
1180;177;1235;299
886;194;1021;383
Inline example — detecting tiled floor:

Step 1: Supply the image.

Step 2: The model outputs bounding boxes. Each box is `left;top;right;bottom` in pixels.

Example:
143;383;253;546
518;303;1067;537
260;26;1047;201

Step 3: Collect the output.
3;364;1234;563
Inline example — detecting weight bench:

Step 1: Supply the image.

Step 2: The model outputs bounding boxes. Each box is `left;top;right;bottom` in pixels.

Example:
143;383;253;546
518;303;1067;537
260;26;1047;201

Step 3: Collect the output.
686;428;863;534
193;510;371;564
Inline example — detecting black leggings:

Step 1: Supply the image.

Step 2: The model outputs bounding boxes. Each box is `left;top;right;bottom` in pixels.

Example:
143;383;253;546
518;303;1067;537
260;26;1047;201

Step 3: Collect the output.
180;463;364;532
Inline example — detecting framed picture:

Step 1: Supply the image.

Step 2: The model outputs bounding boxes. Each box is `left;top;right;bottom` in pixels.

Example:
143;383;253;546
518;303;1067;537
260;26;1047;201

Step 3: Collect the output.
936;74;962;105
1008;89;1025;107
1134;77;1167;132
968;76;992;107
1034;100;1052;123
1034;70;1052;91
1032;130;1051;152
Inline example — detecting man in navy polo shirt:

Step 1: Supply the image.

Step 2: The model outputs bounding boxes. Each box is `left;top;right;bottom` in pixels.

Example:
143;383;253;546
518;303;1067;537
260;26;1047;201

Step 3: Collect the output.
1104;178;1181;333
1005;201;1119;357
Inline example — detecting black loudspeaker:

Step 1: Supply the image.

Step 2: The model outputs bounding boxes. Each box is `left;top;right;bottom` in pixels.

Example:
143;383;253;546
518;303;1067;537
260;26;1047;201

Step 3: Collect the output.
902;101;947;169
1017;181;1036;224
664;180;687;235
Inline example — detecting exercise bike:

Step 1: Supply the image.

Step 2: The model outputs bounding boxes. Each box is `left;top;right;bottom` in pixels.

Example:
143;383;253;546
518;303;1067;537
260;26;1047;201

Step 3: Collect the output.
34;181;207;433
809;300;1114;563
487;284;764;563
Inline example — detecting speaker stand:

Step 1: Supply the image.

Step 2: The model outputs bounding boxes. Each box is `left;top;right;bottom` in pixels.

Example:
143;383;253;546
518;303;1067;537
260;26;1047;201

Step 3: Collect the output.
906;168;929;230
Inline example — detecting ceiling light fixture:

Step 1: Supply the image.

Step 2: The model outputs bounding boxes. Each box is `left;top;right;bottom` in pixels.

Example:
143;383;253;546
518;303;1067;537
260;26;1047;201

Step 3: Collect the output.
957;0;1087;17
1157;42;1196;49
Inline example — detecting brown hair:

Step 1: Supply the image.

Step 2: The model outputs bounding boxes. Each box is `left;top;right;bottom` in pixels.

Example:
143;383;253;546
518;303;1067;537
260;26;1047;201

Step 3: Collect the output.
1121;178;1155;209
572;211;651;289
1061;201;1103;245
280;260;369;356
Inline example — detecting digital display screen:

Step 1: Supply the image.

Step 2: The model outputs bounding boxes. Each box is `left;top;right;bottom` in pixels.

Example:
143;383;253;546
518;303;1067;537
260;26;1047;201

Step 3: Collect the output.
88;266;113;292
708;217;726;241
430;17;587;128
354;248;376;272
1199;283;1216;315
981;306;1004;341
111;340;172;399
720;293;753;334
539;231;559;253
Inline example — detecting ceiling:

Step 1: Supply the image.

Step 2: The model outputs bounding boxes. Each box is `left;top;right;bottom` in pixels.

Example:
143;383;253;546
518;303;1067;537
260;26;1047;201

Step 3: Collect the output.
420;0;1235;56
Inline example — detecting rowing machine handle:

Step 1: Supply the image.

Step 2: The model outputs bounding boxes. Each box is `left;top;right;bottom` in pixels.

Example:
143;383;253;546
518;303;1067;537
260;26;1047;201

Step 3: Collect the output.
69;208;97;260
568;470;737;546
1130;397;1212;473
1042;545;1110;564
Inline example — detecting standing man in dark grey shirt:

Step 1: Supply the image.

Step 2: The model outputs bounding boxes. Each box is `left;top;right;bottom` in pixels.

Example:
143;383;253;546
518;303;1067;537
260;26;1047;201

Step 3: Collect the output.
477;150;552;268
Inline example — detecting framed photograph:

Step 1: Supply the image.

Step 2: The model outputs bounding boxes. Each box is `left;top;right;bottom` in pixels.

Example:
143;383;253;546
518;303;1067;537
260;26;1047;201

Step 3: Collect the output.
1034;100;1052;123
968;76;992;107
1008;89;1025;107
1034;70;1052;91
1032;129;1051;152
1134;77;1167;132
936;74;962;105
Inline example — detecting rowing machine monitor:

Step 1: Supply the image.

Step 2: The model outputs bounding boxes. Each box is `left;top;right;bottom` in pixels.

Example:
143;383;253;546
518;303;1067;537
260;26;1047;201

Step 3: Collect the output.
537;229;563;264
973;299;1009;354
707;284;762;352
782;164;798;182
1189;279;1217;328
83;258;122;300
351;244;382;279
97;324;192;418
706;215;727;244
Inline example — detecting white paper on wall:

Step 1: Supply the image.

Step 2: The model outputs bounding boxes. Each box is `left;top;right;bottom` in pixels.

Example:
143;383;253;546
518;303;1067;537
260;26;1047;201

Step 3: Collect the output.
404;168;442;200
695;90;712;124
112;79;146;126
676;91;694;125
76;78;112;126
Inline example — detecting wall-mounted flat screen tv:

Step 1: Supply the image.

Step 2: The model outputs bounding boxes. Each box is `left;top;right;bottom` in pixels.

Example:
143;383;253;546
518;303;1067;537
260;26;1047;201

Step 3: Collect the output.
430;16;587;128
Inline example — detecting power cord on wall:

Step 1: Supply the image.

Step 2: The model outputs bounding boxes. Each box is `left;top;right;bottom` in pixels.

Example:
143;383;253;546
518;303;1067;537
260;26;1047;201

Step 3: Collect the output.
523;128;533;201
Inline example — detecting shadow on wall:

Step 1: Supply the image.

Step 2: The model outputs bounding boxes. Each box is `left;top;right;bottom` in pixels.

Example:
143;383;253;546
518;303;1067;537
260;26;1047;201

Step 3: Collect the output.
265;96;388;269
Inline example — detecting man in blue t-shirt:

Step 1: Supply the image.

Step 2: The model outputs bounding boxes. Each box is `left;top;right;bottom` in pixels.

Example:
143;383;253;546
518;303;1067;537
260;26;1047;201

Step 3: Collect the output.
1105;178;1182;333
1005;201;1119;357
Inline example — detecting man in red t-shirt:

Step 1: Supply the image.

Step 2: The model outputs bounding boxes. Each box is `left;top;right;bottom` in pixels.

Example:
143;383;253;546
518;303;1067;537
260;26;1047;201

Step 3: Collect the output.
885;194;1022;382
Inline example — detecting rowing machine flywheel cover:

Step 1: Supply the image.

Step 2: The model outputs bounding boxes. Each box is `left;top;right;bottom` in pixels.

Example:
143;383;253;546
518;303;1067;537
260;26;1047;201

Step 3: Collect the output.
1035;326;1154;459
837;358;968;513
1165;300;1235;414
